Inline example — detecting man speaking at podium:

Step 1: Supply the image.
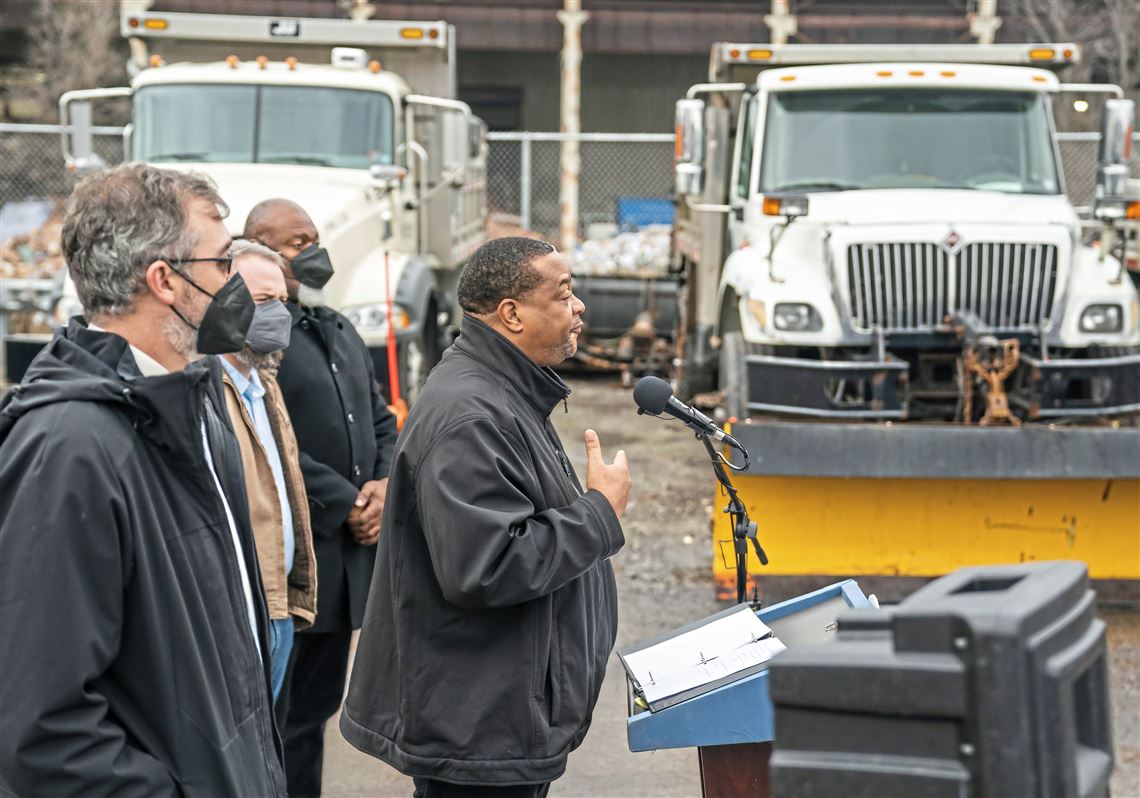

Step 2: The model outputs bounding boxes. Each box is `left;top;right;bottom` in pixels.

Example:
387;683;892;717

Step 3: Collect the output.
341;237;631;797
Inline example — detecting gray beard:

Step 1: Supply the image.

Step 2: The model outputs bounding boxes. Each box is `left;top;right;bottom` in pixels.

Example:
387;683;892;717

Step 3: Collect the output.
162;306;205;364
297;284;327;308
236;346;283;372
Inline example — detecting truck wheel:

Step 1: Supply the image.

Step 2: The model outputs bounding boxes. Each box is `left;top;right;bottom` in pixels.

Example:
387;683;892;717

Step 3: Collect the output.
719;331;748;421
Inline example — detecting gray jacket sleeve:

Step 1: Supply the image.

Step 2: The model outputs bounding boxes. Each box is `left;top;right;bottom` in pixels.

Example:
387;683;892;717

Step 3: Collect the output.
0;410;177;797
415;415;624;610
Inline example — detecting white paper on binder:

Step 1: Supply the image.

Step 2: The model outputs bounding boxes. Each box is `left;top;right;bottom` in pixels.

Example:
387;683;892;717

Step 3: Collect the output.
623;606;787;705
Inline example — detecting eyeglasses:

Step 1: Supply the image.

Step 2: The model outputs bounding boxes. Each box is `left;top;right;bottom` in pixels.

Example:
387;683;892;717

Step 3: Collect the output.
163;255;234;275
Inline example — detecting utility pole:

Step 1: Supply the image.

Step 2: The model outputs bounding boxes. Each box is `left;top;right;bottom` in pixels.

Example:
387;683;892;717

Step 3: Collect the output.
764;0;797;46
558;0;588;252
968;0;1002;45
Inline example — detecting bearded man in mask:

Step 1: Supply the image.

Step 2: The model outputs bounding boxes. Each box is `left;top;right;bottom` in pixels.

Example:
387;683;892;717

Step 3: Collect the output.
244;198;398;797
0;164;287;796
219;239;318;709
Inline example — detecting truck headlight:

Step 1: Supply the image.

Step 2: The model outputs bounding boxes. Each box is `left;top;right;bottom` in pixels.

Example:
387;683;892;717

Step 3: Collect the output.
773;303;822;332
343;302;412;333
1079;304;1123;333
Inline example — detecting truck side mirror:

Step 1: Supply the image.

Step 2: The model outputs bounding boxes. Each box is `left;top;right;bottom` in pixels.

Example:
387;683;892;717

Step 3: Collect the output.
675;99;706;196
59;86;132;173
441;112;468;178
64;101;106;174
1094;99;1136;219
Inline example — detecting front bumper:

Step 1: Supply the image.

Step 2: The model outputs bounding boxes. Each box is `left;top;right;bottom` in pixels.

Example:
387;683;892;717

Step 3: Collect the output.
741;346;1140;421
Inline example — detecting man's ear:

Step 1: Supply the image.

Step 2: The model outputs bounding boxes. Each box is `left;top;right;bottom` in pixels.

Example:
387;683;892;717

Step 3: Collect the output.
496;297;524;334
145;260;179;307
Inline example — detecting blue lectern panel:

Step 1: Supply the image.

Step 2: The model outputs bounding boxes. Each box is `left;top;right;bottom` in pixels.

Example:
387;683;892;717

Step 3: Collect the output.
626;580;871;752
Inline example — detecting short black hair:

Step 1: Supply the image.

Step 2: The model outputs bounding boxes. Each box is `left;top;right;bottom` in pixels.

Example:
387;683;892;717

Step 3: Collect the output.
457;236;556;315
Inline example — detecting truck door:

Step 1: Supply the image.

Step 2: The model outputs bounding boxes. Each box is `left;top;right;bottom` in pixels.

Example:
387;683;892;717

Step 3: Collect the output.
728;94;758;253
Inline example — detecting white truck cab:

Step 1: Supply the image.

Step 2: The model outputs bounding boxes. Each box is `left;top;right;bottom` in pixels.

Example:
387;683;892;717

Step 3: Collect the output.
57;6;487;408
673;43;1140;422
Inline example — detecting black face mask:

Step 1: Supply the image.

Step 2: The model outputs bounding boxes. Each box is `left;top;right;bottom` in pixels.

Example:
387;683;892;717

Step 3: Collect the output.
290;244;335;289
171;270;256;355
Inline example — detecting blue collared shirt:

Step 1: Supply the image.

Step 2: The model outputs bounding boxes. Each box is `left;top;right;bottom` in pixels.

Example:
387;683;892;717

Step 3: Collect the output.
221;358;295;577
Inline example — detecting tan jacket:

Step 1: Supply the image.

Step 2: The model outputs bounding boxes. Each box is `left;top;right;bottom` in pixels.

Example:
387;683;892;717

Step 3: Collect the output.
221;367;318;628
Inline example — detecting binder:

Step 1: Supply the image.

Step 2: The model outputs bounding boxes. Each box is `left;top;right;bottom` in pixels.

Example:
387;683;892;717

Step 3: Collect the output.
618;603;786;713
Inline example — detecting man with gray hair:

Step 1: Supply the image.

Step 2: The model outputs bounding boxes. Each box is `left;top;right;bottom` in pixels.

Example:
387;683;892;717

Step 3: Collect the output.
0;164;287;796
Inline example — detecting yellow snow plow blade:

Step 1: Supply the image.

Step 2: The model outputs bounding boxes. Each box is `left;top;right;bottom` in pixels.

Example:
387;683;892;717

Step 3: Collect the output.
712;423;1140;599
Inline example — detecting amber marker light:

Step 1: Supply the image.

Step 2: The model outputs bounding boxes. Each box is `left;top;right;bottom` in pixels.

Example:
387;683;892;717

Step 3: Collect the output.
780;75;796;82
1028;48;1056;61
729;48;742;59
127;17;139;28
369;60;382;73
429;29;440;39
908;70;925;77
400;28;424;39
143;18;168;30
748;49;773;60
285;56;298;71
1127;202;1140;221
256;55;269;70
226;54;239;69
940;70;956;77
148;54;165;67
762;196;783;215
876;70;893;77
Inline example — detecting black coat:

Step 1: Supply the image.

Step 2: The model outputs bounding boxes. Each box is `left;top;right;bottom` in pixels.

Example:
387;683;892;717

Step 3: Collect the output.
275;302;398;633
0;320;286;797
340;317;624;786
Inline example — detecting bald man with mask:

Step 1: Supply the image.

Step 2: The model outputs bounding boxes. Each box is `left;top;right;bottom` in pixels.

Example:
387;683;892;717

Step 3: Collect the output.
245;199;398;796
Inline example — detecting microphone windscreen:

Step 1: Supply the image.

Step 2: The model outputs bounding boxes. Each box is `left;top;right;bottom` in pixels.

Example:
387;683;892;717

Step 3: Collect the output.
633;376;673;415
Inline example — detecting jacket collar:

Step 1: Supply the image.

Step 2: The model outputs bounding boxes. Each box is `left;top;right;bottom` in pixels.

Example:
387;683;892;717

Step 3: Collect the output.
454;315;571;417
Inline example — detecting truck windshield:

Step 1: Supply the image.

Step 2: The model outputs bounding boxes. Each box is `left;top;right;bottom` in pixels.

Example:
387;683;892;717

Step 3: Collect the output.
134;84;395;169
759;89;1059;195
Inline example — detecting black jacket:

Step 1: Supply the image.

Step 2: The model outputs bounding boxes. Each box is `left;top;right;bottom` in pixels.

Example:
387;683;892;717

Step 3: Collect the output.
0;320;286;797
340;317;624;785
275;302;398;633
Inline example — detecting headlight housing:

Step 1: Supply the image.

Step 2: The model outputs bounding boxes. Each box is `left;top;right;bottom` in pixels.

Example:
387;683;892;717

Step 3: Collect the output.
773;302;822;332
1078;304;1123;333
342;302;412;334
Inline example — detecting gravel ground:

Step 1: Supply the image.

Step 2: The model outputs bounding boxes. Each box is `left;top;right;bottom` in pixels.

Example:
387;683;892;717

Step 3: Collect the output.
316;373;1138;797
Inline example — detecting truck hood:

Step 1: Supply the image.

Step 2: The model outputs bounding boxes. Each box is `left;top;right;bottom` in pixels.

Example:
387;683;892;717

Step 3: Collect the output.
799;189;1076;228
162;162;373;235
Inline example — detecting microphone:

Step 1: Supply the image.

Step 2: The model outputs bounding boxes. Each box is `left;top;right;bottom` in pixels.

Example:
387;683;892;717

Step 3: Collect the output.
633;376;748;456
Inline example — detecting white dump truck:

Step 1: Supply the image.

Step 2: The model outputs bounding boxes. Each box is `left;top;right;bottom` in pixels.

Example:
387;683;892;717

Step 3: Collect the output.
55;4;487;407
667;43;1140;601
672;43;1139;423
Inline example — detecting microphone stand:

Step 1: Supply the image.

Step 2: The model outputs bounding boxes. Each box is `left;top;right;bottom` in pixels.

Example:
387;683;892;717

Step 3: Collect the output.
698;434;768;606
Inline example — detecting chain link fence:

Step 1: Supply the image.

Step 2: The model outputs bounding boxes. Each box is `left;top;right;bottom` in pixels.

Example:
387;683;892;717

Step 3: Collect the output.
2;123;1139;235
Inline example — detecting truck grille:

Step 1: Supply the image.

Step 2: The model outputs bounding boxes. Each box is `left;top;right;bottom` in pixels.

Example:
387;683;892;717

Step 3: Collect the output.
846;242;1059;332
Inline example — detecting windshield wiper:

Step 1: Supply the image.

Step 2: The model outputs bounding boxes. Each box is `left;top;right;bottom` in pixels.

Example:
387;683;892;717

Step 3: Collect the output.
260;155;333;167
150;152;209;161
768;181;860;193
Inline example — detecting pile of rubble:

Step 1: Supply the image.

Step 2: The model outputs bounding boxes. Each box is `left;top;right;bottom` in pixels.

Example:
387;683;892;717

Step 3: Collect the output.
1;203;65;281
572;225;671;278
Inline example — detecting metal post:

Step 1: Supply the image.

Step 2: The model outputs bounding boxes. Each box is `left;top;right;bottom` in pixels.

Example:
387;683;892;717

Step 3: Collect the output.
968;0;1002;45
557;0;587;252
520;135;532;233
764;0;797;46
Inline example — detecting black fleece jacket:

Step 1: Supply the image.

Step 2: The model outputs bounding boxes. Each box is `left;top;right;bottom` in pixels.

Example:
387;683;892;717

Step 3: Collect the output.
340;316;624;786
0;319;285;797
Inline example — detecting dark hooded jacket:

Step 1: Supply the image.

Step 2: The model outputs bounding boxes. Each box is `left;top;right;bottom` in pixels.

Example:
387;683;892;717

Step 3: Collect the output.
340;317;624;786
0;320;286;797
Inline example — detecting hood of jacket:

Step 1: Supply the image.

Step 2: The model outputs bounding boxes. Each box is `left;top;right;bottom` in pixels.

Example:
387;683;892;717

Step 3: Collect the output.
1;317;211;466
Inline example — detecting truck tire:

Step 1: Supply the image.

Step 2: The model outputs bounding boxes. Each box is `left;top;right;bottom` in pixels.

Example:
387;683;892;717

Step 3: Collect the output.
719;331;748;421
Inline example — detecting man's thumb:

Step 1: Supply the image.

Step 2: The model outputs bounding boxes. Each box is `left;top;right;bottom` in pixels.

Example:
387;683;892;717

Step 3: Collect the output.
614;449;628;469
584;428;602;460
